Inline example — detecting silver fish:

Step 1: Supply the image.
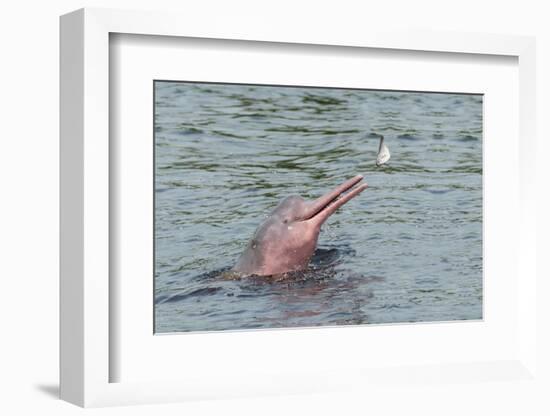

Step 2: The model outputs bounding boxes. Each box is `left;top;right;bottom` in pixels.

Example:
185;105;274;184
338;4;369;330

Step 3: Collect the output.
376;135;390;166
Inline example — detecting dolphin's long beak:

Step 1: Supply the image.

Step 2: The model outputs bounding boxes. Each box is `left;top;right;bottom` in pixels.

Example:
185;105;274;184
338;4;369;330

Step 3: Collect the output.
303;175;367;225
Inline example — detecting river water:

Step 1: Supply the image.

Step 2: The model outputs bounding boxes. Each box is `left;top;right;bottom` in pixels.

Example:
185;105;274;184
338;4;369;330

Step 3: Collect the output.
154;81;483;333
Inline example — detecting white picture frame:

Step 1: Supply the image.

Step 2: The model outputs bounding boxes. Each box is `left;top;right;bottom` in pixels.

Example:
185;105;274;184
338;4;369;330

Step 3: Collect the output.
60;7;537;407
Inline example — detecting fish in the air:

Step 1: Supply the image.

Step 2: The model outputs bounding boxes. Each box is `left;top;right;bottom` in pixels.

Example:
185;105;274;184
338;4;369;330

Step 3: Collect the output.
376;135;390;166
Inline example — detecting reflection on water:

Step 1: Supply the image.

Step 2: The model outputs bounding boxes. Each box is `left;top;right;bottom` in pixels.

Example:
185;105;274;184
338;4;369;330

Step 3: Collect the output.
154;82;483;333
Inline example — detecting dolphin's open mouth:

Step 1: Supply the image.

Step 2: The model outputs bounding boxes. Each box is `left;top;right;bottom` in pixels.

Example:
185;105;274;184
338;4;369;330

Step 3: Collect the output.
303;175;368;224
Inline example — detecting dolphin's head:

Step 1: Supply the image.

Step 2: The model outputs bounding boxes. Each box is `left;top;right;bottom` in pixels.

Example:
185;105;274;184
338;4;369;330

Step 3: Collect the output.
234;175;367;276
